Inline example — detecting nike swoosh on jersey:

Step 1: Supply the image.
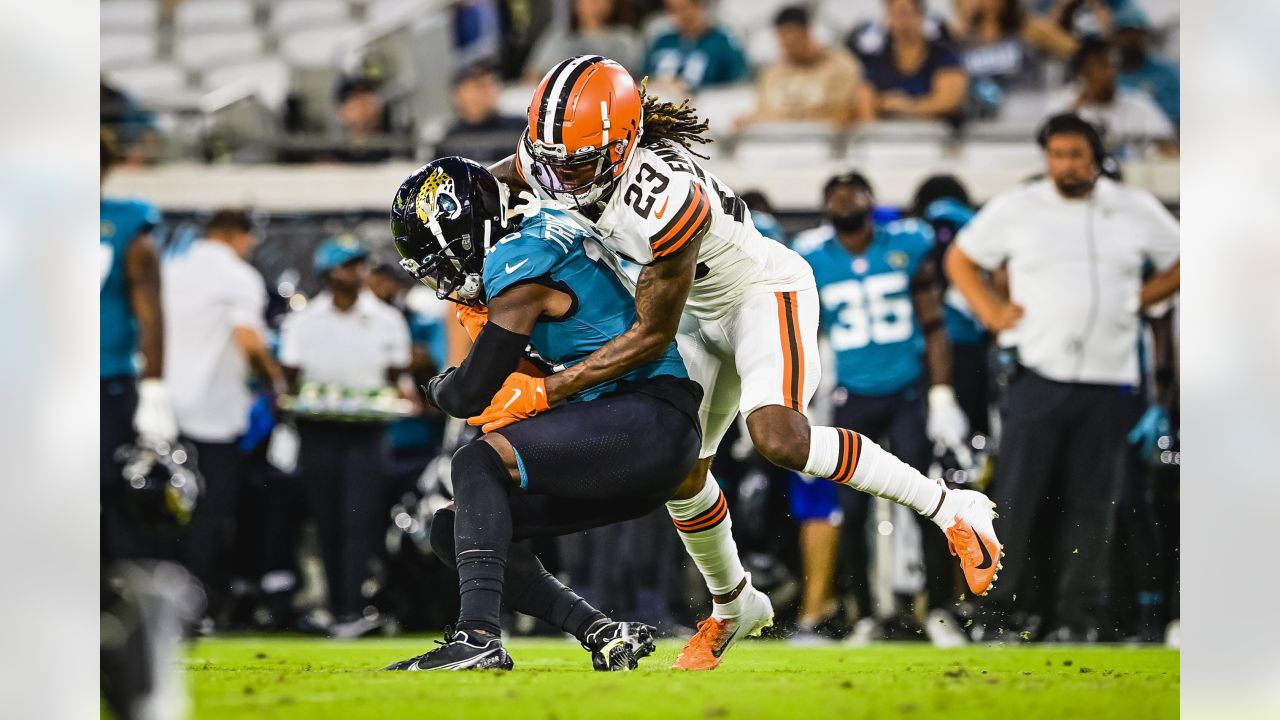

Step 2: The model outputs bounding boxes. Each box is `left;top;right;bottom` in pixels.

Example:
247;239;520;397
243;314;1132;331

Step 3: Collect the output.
653;195;671;219
505;258;531;274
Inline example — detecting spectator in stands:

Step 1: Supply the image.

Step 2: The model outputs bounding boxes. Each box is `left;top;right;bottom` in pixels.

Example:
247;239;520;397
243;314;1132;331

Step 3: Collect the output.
736;6;863;128
454;0;504;69
332;76;394;163
162;209;286;622
949;0;1077;113
279;236;413;637
642;0;748;95
1048;37;1175;156
945;113;1180;641
856;0;968;122
1112;5;1179;127
1042;0;1116;41
436;62;527;164
524;0;642;81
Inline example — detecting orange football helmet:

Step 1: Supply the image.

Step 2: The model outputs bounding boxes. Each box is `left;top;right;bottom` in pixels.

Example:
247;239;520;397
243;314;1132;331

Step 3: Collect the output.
524;55;643;207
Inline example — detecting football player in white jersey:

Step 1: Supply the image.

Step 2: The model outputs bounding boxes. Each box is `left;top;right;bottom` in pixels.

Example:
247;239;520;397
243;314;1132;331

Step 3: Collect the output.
477;55;1003;668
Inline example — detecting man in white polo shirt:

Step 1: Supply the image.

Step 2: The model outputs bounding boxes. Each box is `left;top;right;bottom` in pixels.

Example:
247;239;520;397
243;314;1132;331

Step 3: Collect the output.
163;209;286;619
279;235;412;636
945;113;1179;641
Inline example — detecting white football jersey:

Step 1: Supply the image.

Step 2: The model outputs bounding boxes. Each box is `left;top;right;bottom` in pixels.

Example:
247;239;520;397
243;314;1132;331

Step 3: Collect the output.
517;140;813;320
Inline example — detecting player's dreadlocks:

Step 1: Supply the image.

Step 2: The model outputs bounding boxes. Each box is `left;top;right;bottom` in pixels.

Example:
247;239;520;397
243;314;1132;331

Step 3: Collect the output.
638;78;712;159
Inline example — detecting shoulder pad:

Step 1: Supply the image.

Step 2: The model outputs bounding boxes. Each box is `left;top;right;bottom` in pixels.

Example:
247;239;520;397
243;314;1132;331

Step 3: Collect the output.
482;216;574;302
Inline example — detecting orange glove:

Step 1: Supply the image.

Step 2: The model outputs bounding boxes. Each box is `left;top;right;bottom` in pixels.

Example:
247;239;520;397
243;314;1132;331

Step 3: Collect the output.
455;303;489;341
468;373;550;433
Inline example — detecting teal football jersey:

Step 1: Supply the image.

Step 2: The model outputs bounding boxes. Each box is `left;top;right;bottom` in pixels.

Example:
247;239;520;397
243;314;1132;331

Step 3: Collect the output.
483;209;687;402
100;197;161;378
802;219;935;396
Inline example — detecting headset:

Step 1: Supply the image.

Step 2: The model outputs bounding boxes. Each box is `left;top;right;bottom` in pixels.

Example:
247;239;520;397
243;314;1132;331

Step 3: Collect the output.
1036;112;1120;180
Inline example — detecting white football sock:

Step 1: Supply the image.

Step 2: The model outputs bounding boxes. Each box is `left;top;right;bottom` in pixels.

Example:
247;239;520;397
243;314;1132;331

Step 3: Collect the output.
802;425;842;477
666;473;747;617
807;426;945;519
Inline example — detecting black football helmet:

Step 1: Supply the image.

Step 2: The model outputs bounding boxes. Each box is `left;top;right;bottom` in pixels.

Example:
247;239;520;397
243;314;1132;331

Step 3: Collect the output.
114;441;202;536
390;156;509;305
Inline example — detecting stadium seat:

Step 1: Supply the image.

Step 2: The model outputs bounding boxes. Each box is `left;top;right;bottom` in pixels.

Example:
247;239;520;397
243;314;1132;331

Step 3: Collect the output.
105;64;189;102
998;90;1056;123
692;84;756;138
716;0;800;43
279;26;365;67
203;58;293;110
1142;0;1181;31
270;0;354;32
100;0;159;32
814;0;884;38
497;83;537;119
955;140;1043;167
733;122;840;162
101;32;159;69
174;0;256;32
366;0;434;27
174;29;267;70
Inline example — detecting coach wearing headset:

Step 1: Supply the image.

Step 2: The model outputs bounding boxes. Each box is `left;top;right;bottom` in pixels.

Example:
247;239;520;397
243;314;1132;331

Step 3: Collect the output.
944;113;1179;642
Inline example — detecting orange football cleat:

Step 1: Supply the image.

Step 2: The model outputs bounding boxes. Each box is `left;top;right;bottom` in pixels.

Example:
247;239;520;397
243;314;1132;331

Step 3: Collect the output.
673;584;773;670
941;489;1004;596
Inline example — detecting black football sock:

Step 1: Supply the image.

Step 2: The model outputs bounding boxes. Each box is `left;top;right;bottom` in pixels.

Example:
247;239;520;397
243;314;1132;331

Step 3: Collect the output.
430;508;606;643
505;542;608;645
451;442;514;639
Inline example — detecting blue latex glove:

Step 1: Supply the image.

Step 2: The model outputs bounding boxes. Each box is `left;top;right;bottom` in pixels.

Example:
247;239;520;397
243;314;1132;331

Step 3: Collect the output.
1127;404;1171;462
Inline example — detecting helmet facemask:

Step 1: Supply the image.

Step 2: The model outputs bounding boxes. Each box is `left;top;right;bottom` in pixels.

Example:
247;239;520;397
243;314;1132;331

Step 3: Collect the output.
391;161;509;306
524;132;629;210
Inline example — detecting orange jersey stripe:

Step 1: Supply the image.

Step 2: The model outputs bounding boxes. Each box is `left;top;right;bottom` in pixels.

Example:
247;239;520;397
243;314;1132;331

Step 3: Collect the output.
788;291;804;413
775;291;803;412
651;185;711;257
775;292;796;412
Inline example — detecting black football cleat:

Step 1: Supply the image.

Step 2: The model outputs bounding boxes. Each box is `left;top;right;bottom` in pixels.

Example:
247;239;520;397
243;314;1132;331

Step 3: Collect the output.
584;621;657;672
383;627;513;671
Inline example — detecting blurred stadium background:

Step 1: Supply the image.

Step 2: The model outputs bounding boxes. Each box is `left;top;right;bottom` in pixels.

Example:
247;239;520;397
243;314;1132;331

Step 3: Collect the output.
98;0;1180;688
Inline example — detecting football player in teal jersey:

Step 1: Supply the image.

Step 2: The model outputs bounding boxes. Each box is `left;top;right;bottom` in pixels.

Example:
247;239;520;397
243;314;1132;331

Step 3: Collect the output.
793;172;971;642
100;129;177;558
100;128;191;720
381;158;703;672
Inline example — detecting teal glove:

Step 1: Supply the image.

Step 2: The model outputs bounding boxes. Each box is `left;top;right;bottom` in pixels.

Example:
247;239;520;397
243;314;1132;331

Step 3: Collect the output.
1128;405;1171;463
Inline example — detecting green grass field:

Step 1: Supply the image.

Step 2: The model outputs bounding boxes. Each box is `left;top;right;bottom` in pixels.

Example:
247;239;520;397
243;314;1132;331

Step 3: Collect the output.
187;636;1178;719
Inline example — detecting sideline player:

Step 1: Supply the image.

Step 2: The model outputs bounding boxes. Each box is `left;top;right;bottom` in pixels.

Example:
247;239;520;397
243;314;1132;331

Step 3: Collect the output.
482;56;1003;667
101;128;178;559
101;127;192;720
382;158;703;671
796;172;971;644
